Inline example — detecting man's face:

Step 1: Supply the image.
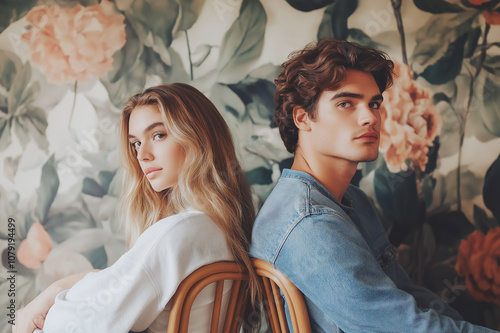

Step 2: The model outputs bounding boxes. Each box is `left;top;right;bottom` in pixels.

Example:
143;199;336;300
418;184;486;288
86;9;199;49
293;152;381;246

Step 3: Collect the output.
302;69;383;165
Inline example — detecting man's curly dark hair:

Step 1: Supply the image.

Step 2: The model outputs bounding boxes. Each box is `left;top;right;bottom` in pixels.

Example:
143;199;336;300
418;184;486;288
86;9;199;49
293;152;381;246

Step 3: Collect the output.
274;39;395;153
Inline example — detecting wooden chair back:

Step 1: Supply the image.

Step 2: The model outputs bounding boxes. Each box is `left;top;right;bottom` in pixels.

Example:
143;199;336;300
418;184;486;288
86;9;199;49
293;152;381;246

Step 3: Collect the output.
166;261;249;333
252;258;311;333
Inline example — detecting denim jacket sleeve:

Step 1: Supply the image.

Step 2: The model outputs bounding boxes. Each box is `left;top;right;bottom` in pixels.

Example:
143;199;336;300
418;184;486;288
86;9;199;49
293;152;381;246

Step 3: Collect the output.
274;212;497;333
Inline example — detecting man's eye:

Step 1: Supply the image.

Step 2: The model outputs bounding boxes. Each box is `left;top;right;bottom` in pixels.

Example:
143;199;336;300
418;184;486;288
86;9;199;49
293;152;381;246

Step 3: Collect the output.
338;101;353;108
370;102;381;110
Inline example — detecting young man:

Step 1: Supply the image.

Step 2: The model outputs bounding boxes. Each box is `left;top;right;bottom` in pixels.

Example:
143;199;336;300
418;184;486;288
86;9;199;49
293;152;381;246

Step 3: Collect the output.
250;39;498;333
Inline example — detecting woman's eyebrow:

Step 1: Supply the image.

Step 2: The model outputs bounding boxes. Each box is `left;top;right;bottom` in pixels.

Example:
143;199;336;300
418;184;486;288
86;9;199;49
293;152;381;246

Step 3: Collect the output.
128;122;165;139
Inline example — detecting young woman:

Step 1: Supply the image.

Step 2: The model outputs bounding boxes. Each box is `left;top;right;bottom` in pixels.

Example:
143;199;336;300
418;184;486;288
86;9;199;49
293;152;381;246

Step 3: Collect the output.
15;83;259;333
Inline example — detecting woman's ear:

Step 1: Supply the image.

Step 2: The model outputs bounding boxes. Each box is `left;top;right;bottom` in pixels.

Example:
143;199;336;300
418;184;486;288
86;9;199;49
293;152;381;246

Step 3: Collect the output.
293;106;311;131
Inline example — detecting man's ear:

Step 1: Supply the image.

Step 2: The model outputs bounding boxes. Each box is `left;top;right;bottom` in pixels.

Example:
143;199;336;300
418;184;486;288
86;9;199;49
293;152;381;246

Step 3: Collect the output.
293;106;311;131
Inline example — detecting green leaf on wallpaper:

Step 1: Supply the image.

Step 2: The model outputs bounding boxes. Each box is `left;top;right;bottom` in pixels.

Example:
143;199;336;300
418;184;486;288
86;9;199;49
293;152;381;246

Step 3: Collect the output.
228;77;276;125
413;0;464;13
209;83;246;121
116;0;180;65
85;246;108;270
0;0;37;33
286;0;335;12
478;75;500;136
0;50;48;151
483;155;500;224
217;0;267;83
98;170;117;194
34;155;60;226
318;0;358;40
419;33;469;85
432;92;452;105
101;21;188;109
245;166;273;185
347;28;380;48
106;22;143;84
374;161;425;246
473;205;497;234
464;26;481;58
82;178;107;198
44;204;96;244
413;11;480;85
175;0;205;31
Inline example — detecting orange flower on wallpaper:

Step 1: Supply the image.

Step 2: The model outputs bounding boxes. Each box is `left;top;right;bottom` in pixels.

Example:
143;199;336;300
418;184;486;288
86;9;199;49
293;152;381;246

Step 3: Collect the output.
22;0;126;84
483;10;500;25
379;61;442;173
17;222;53;269
456;228;500;304
468;0;492;5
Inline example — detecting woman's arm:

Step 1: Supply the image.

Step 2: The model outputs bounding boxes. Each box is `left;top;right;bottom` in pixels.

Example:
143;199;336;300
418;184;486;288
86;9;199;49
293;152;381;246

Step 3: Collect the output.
14;270;98;333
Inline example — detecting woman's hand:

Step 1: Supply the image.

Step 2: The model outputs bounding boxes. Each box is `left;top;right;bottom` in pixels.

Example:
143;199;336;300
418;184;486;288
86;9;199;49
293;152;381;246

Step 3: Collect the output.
12;269;98;333
13;282;64;333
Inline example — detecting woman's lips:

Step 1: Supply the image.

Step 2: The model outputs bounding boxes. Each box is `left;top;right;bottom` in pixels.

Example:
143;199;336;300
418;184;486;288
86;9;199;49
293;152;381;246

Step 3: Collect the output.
144;167;162;178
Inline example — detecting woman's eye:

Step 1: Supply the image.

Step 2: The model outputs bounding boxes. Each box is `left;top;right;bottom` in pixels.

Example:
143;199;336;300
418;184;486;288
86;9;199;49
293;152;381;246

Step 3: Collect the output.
153;132;166;141
370;102;381;110
131;141;140;150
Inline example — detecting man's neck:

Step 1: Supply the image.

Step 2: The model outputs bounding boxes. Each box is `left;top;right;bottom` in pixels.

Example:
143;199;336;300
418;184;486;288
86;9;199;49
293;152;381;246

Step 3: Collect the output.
291;149;358;203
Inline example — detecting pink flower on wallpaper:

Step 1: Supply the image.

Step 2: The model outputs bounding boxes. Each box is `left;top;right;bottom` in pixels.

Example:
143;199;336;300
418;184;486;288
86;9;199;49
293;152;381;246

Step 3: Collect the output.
379;61;442;173
22;0;126;84
17;222;53;269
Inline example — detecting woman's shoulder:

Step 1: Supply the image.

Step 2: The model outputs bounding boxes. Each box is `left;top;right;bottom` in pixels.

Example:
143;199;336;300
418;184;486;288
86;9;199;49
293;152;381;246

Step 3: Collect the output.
130;209;230;262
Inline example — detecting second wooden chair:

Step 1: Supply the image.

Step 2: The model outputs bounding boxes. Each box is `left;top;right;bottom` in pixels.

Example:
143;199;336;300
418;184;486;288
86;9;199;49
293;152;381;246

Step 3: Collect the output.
252;258;311;333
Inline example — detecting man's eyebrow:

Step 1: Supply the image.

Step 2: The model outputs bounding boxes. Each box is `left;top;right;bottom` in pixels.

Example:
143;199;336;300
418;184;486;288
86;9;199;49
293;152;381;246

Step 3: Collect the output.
330;92;384;101
330;92;363;100
128;122;165;139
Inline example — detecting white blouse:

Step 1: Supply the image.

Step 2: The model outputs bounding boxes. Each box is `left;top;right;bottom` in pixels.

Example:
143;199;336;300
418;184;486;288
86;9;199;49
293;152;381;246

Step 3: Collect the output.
37;210;234;333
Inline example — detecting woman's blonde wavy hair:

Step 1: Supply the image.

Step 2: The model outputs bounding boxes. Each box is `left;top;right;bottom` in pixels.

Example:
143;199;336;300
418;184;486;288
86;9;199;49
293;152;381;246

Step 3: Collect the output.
119;83;260;317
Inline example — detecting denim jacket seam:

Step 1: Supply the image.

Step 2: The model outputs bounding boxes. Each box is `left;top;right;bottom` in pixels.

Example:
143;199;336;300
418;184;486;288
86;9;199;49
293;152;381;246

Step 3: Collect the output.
270;209;350;264
270;212;310;264
270;181;311;264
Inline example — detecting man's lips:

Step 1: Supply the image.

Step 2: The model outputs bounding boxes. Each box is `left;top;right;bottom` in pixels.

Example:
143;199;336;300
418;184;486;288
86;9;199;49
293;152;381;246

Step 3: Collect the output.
355;132;379;141
144;167;162;176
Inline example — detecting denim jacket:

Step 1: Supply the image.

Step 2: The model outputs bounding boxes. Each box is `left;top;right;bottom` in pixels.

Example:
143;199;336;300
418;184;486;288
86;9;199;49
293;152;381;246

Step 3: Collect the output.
250;169;497;333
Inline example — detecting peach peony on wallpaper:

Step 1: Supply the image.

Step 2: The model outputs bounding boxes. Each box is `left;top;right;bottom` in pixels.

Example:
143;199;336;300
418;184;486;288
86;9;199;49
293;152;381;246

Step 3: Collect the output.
0;0;499;331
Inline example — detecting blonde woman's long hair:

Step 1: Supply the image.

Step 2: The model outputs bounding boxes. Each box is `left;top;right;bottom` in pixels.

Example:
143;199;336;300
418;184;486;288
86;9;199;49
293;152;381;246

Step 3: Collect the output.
119;83;260;313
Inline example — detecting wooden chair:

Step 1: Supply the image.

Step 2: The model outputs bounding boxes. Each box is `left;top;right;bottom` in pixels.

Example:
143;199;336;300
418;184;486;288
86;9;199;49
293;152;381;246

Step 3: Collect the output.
252;258;311;333
166;261;249;333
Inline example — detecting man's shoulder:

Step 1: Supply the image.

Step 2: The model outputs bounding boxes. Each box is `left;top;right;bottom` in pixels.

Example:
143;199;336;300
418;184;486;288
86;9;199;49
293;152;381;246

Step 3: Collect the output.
251;173;346;262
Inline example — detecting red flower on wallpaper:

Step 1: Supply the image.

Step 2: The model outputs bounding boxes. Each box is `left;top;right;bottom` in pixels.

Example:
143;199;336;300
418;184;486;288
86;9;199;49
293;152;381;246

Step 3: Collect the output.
467;0;492;5
483;9;500;25
21;0;126;84
379;61;442;173
456;227;500;304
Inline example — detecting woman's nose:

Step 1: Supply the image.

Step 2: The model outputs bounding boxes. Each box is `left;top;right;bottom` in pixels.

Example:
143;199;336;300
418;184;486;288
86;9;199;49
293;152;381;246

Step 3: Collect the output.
137;143;153;161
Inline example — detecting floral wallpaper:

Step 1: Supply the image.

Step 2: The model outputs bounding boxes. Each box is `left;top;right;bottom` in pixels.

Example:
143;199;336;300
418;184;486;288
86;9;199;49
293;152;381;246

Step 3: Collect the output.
0;0;499;331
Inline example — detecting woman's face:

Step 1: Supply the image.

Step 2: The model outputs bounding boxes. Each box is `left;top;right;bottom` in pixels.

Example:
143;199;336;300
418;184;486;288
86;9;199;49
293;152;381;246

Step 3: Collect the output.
128;105;186;192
